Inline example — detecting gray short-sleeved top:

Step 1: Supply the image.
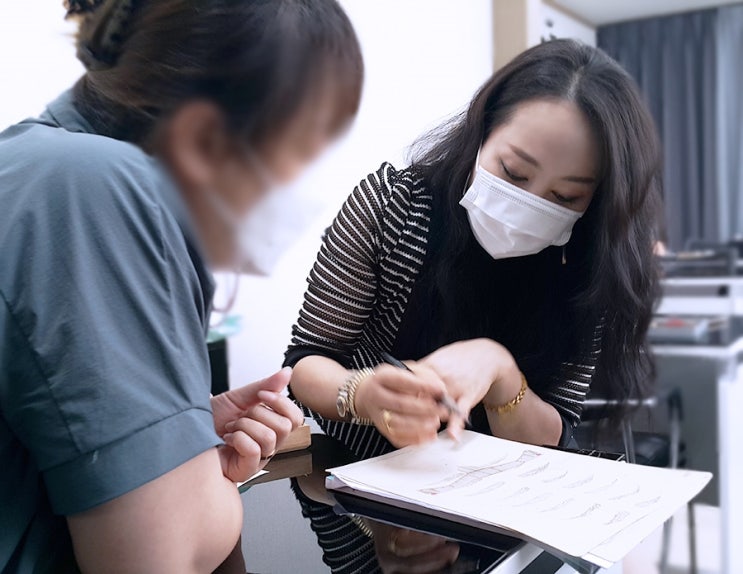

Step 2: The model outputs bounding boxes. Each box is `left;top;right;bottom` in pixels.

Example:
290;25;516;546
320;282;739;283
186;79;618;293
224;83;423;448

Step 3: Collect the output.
0;91;221;572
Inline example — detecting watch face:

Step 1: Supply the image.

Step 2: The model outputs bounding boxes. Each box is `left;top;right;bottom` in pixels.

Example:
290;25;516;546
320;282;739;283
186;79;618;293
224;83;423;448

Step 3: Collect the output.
336;395;348;418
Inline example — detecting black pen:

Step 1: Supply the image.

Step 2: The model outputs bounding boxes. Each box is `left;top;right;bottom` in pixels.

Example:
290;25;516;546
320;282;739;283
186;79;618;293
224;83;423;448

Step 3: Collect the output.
379;351;468;422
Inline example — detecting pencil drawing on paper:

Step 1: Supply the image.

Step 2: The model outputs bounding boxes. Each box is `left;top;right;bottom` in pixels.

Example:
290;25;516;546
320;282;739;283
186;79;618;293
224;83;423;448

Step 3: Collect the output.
419;450;541;495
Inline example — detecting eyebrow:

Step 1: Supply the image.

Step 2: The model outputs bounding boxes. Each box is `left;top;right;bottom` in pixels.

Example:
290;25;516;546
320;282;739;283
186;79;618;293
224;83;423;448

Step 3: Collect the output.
509;145;597;185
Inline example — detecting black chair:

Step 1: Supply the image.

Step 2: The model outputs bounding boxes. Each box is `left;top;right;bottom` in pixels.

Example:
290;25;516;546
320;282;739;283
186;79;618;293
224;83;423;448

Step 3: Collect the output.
207;337;230;395
574;389;697;574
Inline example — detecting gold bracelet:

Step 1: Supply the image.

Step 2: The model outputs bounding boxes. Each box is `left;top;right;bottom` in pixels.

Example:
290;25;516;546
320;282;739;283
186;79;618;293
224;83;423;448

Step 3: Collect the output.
484;372;528;415
347;368;375;425
349;514;374;538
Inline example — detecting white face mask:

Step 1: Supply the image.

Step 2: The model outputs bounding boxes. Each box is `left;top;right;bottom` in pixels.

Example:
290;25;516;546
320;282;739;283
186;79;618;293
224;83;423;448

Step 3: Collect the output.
202;152;285;277
459;160;584;260
201;154;283;317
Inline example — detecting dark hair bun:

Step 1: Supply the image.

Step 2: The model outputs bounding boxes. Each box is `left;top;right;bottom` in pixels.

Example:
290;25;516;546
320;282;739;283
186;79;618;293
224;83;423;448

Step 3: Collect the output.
64;0;106;18
70;0;137;71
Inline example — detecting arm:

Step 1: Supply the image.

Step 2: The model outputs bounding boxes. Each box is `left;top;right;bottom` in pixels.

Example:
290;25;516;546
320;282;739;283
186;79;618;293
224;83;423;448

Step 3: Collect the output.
67;449;242;574
286;167;389;407
67;371;302;574
287;166;447;447
481;363;563;446
419;339;563;446
420;326;604;446
0;155;299;572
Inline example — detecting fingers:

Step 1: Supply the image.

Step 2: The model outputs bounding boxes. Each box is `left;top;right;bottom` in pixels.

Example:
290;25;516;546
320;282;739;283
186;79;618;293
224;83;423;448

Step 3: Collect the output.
224;418;277;459
376;409;442;448
256;390;305;429
373;365;446;399
224;367;292;411
445;397;470;441
373;386;441;417
219;435;263;482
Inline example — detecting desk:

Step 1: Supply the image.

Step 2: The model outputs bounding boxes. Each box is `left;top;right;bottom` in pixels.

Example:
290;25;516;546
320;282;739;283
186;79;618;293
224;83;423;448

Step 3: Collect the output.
653;338;743;574
230;434;622;574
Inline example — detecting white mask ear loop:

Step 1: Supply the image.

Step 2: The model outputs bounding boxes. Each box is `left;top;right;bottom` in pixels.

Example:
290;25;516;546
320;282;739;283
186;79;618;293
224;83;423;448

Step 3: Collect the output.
201;188;242;325
464;147;483;194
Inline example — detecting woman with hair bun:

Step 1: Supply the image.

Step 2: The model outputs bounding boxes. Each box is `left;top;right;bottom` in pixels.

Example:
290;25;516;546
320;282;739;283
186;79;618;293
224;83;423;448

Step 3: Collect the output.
0;1;362;572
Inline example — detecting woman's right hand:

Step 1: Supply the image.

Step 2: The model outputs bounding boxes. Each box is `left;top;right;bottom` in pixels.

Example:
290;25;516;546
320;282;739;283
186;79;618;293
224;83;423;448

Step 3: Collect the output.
354;364;449;448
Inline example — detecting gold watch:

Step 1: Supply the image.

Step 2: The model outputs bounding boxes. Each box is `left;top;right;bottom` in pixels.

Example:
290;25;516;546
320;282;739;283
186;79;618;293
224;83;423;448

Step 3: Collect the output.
336;368;375;425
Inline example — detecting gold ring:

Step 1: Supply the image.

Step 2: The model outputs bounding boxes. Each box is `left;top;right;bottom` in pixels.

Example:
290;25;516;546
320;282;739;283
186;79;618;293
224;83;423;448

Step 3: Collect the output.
382;409;393;434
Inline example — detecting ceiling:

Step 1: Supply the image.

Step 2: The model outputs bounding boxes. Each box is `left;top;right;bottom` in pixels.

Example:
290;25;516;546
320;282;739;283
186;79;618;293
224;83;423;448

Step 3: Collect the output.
552;0;743;25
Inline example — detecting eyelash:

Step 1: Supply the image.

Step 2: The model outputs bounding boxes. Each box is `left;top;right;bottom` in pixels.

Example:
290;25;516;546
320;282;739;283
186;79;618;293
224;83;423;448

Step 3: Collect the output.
552;191;576;205
500;160;577;205
500;161;528;183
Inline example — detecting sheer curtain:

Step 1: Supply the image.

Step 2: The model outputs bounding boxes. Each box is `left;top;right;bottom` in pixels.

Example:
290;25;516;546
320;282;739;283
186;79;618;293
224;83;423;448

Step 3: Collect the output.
598;6;743;249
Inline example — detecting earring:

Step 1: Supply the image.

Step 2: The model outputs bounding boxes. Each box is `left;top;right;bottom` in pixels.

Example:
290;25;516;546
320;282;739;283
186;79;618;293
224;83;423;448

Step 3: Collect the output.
562;245;567;265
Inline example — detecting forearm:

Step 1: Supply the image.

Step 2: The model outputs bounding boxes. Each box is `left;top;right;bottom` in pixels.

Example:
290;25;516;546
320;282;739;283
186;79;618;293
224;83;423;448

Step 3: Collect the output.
484;388;563;446
290;355;352;419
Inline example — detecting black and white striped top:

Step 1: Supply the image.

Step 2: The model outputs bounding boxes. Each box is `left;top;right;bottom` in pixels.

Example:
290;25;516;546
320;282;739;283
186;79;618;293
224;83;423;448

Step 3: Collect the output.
285;163;601;459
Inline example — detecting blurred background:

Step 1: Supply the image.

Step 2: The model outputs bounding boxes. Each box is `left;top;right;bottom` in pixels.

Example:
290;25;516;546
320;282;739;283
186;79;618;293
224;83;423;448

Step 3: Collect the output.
2;2;742;573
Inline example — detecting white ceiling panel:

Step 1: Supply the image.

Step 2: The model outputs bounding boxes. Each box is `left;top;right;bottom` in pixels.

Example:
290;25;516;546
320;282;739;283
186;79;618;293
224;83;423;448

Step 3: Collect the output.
552;0;742;25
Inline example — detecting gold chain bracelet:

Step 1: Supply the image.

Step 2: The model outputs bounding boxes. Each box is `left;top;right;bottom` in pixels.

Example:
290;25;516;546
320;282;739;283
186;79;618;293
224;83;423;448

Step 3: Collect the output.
484;372;528;415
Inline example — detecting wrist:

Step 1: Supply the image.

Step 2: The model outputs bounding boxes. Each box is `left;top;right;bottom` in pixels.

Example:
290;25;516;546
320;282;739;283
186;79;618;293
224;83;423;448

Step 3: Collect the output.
484;361;522;405
354;374;371;420
336;369;375;424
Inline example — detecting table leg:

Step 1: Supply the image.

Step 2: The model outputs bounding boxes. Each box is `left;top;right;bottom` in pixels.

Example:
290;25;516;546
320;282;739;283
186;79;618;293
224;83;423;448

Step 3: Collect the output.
718;368;743;574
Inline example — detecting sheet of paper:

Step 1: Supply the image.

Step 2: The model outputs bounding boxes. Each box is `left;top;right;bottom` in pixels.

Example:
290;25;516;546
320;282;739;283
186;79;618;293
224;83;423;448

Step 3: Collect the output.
328;431;710;563
237;470;268;488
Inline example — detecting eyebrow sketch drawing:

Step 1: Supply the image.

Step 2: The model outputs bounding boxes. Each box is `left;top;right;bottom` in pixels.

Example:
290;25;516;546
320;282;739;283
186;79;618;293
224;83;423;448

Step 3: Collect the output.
636;495;662;508
564;474;594;489
605;511;630;526
570;502;602;520
419;450;541;495
512;492;552;507
585;478;619;494
504;486;530;500
466;481;506;497
609;484;641;501
519;461;549;478
541;497;575;513
542;469;569;483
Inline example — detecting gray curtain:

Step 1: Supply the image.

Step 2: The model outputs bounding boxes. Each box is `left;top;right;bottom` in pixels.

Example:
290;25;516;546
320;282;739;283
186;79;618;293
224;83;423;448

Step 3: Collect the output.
598;6;743;249
716;4;743;241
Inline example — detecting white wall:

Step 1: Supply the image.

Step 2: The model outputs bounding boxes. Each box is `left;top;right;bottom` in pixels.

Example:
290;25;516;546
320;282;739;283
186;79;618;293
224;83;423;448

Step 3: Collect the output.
0;2;83;129
221;0;495;387
0;1;494;388
541;3;596;45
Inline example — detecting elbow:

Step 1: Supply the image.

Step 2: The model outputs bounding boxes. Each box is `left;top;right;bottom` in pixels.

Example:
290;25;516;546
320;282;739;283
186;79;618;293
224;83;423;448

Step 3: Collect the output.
191;477;243;573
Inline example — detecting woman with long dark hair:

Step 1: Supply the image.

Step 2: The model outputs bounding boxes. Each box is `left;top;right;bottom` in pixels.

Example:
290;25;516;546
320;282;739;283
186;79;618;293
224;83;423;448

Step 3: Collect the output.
0;0;362;571
287;39;662;461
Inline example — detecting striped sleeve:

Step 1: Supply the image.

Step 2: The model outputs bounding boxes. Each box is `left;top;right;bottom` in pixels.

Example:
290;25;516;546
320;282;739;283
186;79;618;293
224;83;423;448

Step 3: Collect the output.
540;322;604;428
285;163;395;367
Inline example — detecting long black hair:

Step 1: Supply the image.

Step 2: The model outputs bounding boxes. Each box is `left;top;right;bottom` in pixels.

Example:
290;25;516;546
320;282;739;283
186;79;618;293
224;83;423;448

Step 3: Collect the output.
67;0;363;149
408;40;663;418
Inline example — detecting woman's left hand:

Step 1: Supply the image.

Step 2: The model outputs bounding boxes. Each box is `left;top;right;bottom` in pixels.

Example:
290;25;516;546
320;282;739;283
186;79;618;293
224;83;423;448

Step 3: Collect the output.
211;367;305;482
418;338;521;434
